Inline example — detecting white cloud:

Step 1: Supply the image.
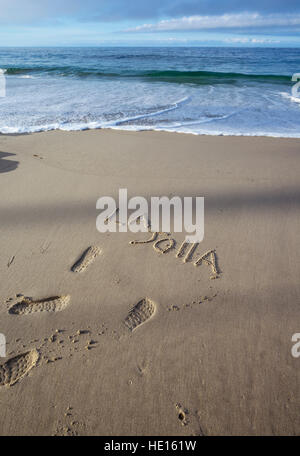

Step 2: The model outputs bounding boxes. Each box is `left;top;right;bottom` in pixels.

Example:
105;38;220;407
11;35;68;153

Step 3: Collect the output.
125;13;300;32
224;37;280;44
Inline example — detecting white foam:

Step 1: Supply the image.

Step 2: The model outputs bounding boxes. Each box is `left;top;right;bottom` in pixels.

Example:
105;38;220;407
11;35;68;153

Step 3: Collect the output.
280;92;300;104
1;73;299;138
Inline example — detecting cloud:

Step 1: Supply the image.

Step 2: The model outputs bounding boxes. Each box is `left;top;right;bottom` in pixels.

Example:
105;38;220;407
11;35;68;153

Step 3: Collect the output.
224;37;280;44
0;0;83;24
0;0;169;24
125;13;300;33
166;0;300;17
0;0;299;25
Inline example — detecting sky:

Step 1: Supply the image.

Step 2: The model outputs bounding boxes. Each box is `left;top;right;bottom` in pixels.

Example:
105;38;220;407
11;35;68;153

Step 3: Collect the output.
0;0;299;47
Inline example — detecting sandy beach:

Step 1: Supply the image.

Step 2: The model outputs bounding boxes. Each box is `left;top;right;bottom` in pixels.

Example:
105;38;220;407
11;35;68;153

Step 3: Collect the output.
0;129;300;436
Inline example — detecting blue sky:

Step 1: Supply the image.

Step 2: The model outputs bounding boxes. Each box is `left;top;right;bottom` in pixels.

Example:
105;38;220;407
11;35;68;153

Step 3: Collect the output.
0;0;299;46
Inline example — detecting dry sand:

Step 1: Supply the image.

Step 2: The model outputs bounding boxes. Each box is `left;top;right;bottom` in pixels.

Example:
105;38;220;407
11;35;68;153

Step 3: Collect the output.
0;129;300;436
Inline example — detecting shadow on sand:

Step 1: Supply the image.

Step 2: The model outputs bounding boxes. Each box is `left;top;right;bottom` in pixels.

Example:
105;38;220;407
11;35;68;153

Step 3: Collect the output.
0;151;19;174
0;186;300;229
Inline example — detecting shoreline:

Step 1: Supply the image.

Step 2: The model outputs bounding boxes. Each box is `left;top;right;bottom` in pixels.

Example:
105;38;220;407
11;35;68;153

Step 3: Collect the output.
1;126;300;140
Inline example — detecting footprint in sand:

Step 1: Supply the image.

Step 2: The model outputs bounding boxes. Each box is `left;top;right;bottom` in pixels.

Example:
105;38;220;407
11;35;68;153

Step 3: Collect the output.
71;246;101;273
9;295;70;315
175;403;189;426
124;298;156;332
0;350;39;387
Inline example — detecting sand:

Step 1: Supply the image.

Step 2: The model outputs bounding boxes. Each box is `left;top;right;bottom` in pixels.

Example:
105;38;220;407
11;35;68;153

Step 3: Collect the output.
0;129;300;436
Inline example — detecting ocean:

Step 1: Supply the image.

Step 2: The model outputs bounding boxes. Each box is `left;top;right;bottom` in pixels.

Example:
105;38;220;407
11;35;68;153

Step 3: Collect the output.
0;47;299;137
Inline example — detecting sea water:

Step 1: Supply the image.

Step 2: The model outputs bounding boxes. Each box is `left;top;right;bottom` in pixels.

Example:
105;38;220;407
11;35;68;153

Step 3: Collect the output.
0;47;299;137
